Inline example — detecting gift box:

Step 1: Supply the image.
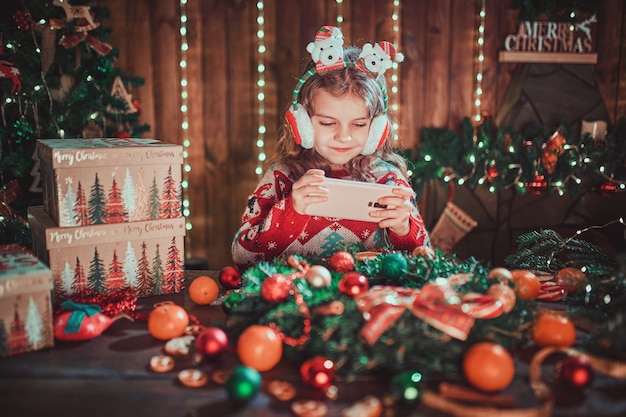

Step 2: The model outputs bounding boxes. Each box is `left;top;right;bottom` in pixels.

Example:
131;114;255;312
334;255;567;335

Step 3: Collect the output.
0;244;54;357
28;206;186;305
36;138;183;227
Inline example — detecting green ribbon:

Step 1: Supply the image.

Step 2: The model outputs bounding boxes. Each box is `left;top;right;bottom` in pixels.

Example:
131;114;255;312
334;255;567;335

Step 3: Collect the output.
60;300;102;334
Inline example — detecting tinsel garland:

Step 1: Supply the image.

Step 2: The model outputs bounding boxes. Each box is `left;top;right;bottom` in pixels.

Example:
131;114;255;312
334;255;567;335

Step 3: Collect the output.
223;226;623;381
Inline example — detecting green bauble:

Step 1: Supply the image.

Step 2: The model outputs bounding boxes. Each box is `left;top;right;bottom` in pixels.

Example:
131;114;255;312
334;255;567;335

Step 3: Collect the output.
390;371;423;405
226;365;262;402
381;253;408;279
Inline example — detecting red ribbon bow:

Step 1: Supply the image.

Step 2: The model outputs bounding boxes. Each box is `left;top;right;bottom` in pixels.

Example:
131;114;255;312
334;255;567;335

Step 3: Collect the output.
355;281;503;344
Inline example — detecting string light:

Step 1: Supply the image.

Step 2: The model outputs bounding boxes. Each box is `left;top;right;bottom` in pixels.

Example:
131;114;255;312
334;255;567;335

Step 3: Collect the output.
255;1;266;176
336;0;344;25
474;0;486;122
391;0;401;141
179;0;192;233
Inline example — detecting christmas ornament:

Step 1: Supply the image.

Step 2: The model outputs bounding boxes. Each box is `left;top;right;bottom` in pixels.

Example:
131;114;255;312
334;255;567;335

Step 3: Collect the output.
147;302;189;341
556;355;594;389
555;267;588;295
54;300;121;341
528;174;547;195
178;368;208;388
541;130;566;175
462;342;515;392
600;180;617;197
236;325;283;371
218;266;242;289
338;272;369;296
486;164;498;183
380;252;408;279
532;313;576;348
510;269;541;300
195;327;229;357
305;265;332;288
389;370;423;405
261;273;292;303
226;365;262;402
329;251;355;272
429;201;478;254
486;283;516;313
114;131;132;139
300;356;335;389
108;76;137;114
12;10;34;30
188;276;220;305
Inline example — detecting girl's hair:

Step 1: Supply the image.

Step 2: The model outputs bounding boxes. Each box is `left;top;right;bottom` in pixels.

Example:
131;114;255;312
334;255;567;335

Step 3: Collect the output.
268;45;409;181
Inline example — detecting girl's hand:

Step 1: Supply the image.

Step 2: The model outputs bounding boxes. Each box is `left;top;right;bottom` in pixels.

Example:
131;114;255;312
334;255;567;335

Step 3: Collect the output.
291;169;328;215
371;187;415;236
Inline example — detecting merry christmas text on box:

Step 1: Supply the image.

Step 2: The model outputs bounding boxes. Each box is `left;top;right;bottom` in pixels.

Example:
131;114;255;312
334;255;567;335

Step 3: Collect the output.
0;244;54;357
28;206;186;306
36;138;183;227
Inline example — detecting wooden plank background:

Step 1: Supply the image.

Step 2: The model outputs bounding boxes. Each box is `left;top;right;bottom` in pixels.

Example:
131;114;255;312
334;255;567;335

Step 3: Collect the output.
103;0;626;269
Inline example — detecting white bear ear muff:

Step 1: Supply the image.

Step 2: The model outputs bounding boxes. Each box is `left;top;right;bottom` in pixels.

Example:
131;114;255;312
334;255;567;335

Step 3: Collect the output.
285;104;315;149
361;115;390;155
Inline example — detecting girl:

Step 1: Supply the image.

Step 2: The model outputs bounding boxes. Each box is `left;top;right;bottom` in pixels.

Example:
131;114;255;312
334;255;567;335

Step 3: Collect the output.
232;26;430;271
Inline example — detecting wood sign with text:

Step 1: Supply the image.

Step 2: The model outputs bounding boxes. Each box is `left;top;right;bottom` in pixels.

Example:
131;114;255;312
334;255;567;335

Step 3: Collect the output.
499;14;597;64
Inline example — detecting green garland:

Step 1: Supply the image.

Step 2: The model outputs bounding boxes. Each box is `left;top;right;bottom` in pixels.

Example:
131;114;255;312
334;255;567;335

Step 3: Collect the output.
407;117;626;198
223;228;623;381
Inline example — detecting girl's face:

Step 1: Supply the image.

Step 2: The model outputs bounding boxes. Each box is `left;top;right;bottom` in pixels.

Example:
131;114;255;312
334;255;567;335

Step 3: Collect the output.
310;90;371;168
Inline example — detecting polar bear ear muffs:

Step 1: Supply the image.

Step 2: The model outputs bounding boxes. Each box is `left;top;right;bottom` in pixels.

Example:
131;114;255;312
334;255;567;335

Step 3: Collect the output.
285;103;315;149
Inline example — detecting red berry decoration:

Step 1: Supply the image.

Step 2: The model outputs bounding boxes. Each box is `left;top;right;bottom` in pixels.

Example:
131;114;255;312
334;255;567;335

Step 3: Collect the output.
195;326;229;357
261;274;292;303
556;355;594;390
329;251;355;273
218;266;242;289
300;356;335;389
338;272;369;296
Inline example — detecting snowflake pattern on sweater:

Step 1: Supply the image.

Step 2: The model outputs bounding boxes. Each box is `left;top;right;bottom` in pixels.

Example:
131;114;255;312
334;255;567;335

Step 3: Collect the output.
231;160;430;270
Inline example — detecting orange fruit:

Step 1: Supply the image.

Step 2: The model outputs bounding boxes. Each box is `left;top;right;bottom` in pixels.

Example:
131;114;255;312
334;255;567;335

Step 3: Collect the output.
510;269;541;300
147;302;189;340
555;267;587;295
237;325;283;372
532;313;576;348
462;342;515;392
189;276;220;305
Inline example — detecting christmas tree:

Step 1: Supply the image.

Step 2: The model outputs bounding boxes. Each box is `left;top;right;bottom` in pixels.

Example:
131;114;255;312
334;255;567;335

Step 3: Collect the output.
0;0;148;245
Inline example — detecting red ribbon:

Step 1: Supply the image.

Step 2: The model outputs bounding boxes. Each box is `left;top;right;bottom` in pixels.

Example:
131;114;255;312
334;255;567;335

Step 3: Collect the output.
355;282;503;344
59;32;112;55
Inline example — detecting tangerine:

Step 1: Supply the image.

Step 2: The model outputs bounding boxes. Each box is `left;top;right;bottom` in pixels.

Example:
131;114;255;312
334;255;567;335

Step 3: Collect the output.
237;325;283;372
147;302;189;340
189;275;220;305
462;342;515;392
510;269;541;300
532;313;577;348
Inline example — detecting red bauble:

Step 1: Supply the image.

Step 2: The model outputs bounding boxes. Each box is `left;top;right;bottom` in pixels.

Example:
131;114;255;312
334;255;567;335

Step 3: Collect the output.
329;251;355;273
218;266;242;289
195;326;229;357
300;356;335;389
556;355;594;390
114;131;132;139
338;272;369;296
528;174;547;195
486;165;498;183
261;274;292;303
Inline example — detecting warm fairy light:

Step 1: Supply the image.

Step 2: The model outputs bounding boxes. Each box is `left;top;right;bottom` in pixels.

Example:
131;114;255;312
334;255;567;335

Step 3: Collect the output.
179;0;192;234
391;0;401;140
474;0;486;122
336;0;344;25
255;1;267;176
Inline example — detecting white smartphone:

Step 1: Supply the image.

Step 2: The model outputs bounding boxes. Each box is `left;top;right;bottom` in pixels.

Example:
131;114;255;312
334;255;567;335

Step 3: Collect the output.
304;177;409;222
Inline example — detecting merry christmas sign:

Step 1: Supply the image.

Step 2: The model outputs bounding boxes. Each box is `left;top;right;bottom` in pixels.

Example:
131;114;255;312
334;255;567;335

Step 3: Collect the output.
499;14;597;63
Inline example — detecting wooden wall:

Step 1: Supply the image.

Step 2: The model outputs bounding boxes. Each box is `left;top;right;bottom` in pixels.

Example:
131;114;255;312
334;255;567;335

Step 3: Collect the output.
102;0;626;269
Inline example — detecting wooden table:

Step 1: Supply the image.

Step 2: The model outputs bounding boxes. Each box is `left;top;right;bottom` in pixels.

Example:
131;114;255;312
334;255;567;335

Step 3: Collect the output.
1;271;625;417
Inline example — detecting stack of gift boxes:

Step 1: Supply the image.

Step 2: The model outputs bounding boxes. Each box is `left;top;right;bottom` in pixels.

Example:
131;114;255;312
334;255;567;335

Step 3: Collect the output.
28;138;186;308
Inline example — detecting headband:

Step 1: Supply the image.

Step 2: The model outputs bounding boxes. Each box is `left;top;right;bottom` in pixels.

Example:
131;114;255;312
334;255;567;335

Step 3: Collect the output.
290;25;404;114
